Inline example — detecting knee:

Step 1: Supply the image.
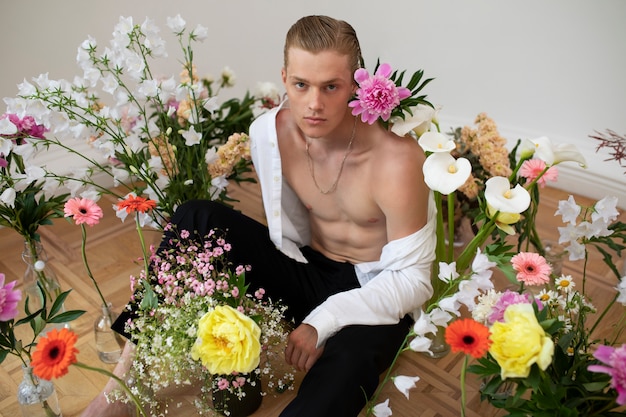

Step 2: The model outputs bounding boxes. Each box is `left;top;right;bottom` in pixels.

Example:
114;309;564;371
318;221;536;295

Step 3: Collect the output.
171;199;219;223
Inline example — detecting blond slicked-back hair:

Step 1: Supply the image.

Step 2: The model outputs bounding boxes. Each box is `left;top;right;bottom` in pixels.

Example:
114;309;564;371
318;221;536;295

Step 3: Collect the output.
283;15;363;75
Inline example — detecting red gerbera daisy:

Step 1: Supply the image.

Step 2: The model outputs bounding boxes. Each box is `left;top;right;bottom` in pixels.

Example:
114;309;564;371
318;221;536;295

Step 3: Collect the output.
64;197;104;226
31;327;79;380
511;252;552;286
116;194;157;214
445;318;492;359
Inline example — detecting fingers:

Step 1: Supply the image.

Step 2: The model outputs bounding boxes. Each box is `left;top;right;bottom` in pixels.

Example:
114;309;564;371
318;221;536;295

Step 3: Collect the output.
284;342;323;372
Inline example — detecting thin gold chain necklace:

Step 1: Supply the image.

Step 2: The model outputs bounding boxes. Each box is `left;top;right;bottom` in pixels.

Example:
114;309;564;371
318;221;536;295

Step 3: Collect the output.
305;116;357;195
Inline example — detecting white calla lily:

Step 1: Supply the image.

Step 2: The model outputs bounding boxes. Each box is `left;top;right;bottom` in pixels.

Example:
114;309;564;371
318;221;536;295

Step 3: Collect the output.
528;136;586;167
517;138;536;160
418;131;456;153
484;176;531;214
423;152;471;195
552;142;587;167
391;104;440;137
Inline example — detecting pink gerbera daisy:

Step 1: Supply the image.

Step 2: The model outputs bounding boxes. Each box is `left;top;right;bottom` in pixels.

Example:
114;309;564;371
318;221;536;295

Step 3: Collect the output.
348;63;410;125
64;197;104;226
511;252;552;286
519;159;558;188
0;273;22;321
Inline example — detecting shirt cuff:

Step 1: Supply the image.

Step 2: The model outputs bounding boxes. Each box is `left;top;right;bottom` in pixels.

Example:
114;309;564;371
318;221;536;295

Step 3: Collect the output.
302;306;338;348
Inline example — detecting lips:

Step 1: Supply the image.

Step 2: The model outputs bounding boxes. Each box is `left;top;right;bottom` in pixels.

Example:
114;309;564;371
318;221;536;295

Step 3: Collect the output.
304;116;325;126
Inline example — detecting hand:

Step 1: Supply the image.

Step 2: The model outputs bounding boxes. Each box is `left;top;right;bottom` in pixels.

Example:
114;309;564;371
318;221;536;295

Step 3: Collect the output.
284;324;324;372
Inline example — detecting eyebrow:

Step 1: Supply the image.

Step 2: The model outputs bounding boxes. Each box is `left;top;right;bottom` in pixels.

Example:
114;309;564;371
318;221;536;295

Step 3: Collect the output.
288;75;345;85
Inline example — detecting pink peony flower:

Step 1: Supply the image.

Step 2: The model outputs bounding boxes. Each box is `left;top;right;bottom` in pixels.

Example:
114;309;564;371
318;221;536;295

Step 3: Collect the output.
64;197;104;226
588;344;626;405
519;159;558;188
0;273;22;321
348;63;410;124
488;290;535;325
511;252;552;286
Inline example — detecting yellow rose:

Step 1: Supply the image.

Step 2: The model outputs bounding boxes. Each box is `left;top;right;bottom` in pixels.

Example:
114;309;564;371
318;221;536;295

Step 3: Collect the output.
191;305;261;375
489;303;554;379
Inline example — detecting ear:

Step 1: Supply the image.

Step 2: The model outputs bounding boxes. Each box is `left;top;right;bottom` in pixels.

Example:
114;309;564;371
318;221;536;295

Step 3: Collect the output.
281;67;287;86
350;81;358;96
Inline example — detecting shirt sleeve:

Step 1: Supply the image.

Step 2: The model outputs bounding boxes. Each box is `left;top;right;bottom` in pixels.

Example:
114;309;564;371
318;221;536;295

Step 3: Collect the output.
302;195;437;348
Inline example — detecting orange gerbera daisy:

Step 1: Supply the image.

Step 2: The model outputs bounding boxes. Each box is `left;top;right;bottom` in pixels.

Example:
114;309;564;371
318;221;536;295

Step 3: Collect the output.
445;318;492;359
31;327;79;380
116;194;157;214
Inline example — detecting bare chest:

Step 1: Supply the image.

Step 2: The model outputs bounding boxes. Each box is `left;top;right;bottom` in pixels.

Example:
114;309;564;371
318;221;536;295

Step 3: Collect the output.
281;139;385;229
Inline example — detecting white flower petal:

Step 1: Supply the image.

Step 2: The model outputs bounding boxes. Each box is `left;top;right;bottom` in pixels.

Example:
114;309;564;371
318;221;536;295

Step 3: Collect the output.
392;375;420;400
484;176;531;214
423;153;471;195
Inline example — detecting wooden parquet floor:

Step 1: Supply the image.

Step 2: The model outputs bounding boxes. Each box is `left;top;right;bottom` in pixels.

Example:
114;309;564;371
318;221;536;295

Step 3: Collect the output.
0;177;624;417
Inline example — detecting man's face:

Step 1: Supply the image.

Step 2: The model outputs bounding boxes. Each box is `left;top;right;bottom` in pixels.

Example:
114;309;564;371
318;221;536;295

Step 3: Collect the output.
282;47;355;139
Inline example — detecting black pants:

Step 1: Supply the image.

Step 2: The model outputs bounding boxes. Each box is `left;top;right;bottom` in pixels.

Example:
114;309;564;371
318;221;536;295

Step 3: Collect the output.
122;200;411;417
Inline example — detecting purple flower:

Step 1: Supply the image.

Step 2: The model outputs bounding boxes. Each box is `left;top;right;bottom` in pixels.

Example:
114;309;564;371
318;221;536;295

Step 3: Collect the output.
488;290;535;325
348;63;410;125
0;273;22;321
588;344;626;405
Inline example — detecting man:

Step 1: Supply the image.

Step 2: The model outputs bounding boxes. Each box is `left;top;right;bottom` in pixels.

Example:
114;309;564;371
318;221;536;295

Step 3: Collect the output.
173;15;436;416
91;15;436;417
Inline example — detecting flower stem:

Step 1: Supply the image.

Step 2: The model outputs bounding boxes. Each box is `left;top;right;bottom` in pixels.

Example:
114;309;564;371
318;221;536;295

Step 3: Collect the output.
460;355;468;417
134;214;150;276
80;224;108;307
455;219;497;273
446;192;456;263
364;332;411;416
73;362;147;417
25;238;55;302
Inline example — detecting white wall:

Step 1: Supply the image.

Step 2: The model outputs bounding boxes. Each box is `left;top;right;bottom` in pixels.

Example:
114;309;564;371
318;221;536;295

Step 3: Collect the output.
2;0;625;207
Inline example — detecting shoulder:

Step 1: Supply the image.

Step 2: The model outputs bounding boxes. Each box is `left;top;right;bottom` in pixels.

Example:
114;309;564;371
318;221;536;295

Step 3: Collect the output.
373;128;426;176
250;105;280;135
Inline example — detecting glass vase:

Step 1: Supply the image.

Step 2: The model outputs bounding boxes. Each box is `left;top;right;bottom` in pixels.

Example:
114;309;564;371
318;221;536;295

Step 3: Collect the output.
95;302;125;363
543;240;566;277
17;364;62;417
22;240;68;330
211;372;262;417
424;326;450;358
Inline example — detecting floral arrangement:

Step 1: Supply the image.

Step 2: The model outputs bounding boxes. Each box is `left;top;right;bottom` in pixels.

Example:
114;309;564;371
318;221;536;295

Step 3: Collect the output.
346;60;624;416
461;194;626;416
4;14;279;224
30;327;146;417
0;269;85;416
114;225;294;416
0;272;83;366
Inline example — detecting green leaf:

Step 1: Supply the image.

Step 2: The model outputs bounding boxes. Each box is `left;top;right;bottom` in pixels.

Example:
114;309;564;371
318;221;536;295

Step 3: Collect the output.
49;289;72;317
48;310;86;323
32;316;47;336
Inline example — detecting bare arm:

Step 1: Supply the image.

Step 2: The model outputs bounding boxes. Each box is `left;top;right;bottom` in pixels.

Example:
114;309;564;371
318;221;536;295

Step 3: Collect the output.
374;137;430;242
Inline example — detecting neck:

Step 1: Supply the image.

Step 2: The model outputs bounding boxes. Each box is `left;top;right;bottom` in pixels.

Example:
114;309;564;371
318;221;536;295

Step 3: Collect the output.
303;115;358;149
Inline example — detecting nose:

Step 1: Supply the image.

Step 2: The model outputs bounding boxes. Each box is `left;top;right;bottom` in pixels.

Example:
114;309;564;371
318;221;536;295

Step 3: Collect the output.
308;89;323;112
